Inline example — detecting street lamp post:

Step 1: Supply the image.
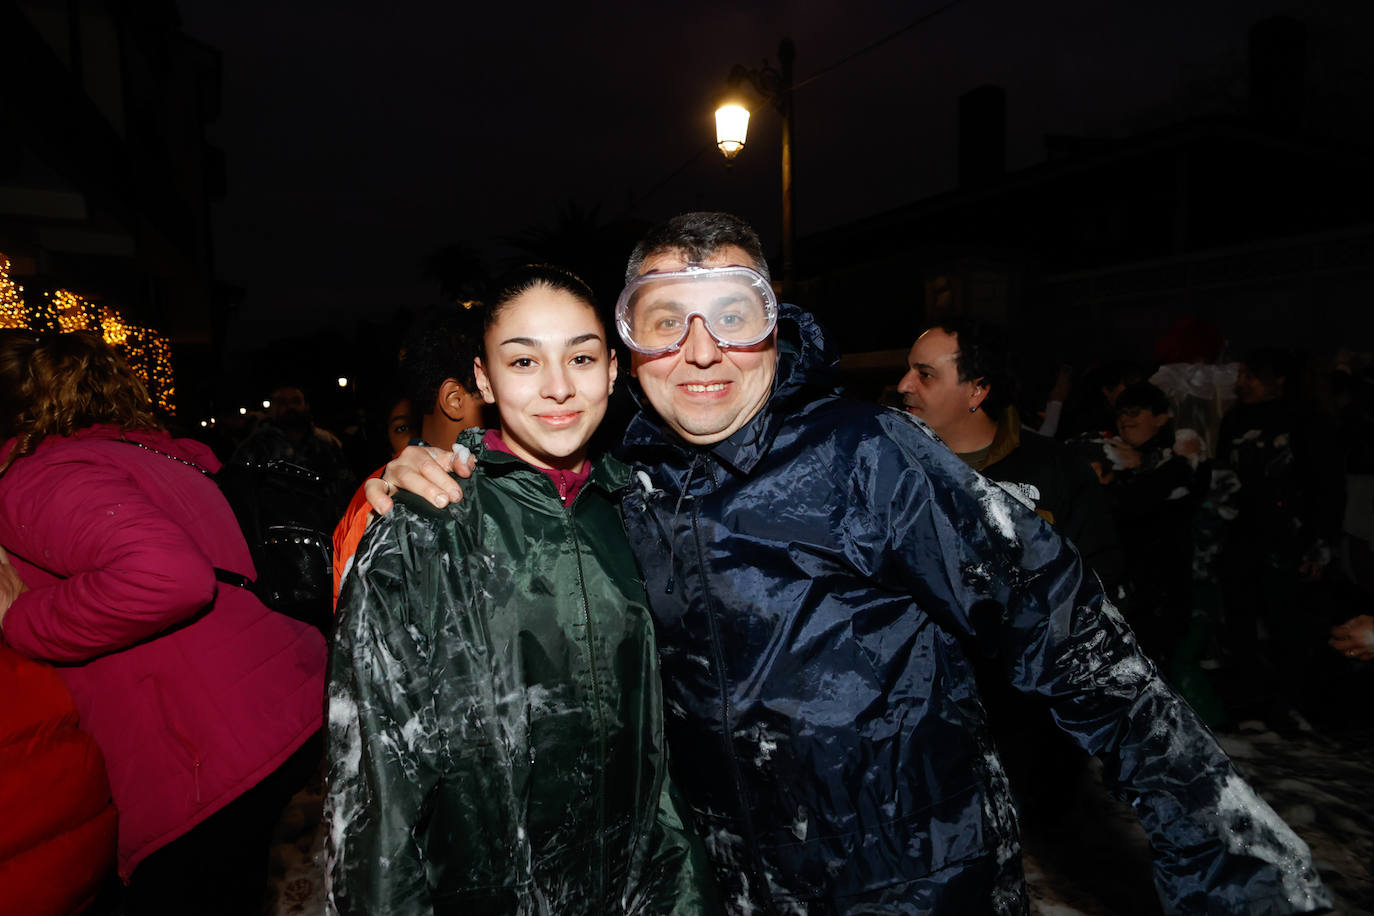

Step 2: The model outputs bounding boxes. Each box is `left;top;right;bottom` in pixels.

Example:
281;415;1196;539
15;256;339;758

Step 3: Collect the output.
715;38;796;298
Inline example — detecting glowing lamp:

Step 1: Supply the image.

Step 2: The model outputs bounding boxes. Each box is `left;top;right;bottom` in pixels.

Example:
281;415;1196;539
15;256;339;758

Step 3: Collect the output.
715;104;750;160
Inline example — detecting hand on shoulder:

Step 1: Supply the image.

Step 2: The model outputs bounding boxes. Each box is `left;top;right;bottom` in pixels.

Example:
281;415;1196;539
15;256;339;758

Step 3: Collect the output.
365;443;477;515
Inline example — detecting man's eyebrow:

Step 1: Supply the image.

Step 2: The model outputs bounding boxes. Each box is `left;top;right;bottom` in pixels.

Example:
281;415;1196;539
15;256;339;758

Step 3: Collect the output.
637;297;687;312
641;291;749;310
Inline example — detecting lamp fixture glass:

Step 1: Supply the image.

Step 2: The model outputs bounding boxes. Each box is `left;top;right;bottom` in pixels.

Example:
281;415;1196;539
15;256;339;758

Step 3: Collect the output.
715;104;750;160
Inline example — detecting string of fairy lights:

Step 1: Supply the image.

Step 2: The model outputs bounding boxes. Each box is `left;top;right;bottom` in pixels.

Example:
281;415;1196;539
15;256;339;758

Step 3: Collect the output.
0;252;176;415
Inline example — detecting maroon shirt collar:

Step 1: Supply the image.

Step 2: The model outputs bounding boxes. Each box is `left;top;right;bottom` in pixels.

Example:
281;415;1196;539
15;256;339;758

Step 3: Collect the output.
482;428;591;506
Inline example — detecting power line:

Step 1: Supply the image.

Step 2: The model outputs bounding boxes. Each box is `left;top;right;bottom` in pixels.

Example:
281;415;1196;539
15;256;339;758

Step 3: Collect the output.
792;0;966;93
628;140;716;214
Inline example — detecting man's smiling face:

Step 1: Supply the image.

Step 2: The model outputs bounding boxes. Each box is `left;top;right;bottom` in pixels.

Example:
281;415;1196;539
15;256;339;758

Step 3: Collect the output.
628;245;778;445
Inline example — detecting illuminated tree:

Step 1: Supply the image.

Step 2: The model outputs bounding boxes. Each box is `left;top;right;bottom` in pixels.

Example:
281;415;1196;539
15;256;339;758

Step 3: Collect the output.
0;251;176;414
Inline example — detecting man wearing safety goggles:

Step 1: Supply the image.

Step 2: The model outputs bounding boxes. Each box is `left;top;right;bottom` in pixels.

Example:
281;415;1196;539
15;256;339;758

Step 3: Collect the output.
368;212;1328;915
615;263;779;448
616;265;778;357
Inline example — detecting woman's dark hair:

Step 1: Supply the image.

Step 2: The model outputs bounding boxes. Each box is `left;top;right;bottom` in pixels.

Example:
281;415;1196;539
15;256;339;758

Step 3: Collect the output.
481;265;600;353
0;330;161;473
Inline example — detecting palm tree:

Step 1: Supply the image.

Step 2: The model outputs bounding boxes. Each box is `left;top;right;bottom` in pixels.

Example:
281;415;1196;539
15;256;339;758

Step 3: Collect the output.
419;242;490;304
504;201;649;307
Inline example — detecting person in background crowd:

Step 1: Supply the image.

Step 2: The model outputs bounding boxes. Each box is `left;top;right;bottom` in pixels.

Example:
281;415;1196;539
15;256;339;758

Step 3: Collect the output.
1096;382;1209;666
327;266;712;913
231;383;357;518
384;395;415;456
330;304;488;606
1332;350;1374;592
1329;352;1374;670
1059;358;1144;440
1330;614;1374;662
1148;316;1236;462
1217;347;1344;730
0;330;325;915
1023;362;1073;437
374;212;1330;915
896;317;1124;593
1136;317;1240;725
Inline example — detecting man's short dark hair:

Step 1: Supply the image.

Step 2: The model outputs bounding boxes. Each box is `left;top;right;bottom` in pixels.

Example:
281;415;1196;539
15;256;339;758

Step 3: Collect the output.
926;317;1016;415
397;304;483;414
1114;381;1171;416
625;212;770;283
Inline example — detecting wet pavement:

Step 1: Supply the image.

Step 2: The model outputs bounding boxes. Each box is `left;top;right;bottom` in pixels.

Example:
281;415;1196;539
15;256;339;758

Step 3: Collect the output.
268;724;1374;914
1022;723;1374;916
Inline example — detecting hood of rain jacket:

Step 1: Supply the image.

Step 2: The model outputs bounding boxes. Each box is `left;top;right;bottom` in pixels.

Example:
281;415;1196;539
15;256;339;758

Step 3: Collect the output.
618;304;1330;915
326;432;714;915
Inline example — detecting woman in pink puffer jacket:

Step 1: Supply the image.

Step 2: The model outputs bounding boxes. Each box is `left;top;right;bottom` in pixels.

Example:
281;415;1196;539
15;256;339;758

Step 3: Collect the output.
0;330;326;914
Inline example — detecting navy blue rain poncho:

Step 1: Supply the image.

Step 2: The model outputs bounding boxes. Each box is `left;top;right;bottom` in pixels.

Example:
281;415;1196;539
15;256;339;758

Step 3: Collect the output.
618;304;1330;915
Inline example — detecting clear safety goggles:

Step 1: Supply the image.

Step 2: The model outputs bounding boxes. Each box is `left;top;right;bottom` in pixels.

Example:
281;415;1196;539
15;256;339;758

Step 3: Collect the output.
615;265;778;357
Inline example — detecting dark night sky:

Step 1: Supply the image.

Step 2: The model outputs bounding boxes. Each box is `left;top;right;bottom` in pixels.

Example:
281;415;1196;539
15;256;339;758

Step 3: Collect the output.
176;1;1361;349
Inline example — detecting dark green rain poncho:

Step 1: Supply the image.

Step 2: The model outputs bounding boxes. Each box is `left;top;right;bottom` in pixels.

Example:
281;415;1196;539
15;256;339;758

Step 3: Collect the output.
326;431;714;915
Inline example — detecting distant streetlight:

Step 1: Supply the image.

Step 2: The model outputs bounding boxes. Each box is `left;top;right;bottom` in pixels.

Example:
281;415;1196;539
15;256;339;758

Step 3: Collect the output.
337;376;349;388
261;399;271;409
239;406;247;415
714;38;796;297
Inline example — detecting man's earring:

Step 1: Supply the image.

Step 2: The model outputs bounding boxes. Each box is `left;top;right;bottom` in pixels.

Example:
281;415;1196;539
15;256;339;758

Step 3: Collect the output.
969;405;977;413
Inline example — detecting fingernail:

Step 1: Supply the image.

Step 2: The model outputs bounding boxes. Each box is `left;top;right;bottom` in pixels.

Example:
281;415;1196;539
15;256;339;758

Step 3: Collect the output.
434;495;449;508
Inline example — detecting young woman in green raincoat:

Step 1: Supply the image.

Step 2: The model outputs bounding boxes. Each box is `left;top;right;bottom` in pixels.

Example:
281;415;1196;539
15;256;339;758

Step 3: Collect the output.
326;265;714;915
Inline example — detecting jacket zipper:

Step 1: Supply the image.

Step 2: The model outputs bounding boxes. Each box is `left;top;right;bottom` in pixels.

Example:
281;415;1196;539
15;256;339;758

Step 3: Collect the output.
566;491;609;904
687;468;777;915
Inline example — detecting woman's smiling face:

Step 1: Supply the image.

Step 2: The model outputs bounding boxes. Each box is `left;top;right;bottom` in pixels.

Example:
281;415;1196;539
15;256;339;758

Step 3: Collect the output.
474;285;616;471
